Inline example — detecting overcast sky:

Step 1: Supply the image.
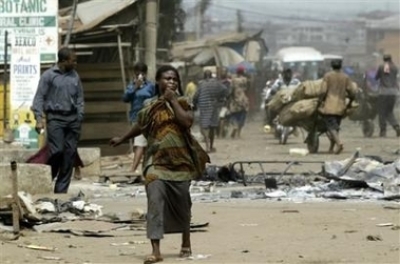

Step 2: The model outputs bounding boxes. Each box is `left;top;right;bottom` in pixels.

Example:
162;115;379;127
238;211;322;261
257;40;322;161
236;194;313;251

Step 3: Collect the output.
183;0;400;18
182;0;399;31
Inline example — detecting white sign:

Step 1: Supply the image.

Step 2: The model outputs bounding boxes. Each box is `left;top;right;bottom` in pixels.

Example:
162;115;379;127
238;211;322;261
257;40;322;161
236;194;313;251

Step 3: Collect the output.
10;35;40;108
9;34;41;148
0;0;59;63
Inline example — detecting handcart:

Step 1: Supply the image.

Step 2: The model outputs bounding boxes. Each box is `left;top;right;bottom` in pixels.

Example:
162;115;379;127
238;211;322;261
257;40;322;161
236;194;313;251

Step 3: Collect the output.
301;115;328;154
347;88;378;138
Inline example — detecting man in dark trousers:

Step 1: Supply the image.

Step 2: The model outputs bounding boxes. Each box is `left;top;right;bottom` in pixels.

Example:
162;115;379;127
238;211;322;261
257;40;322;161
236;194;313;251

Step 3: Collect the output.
319;59;357;154
375;54;400;137
32;47;84;193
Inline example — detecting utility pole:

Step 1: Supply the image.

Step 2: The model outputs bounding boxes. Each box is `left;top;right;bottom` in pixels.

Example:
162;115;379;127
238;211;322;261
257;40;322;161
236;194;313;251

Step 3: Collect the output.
236;10;243;33
64;0;78;46
196;1;202;40
144;0;158;81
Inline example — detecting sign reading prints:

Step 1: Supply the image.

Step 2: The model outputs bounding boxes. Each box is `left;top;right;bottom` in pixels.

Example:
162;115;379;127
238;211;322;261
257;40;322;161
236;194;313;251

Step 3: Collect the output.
9;34;41;148
0;0;58;63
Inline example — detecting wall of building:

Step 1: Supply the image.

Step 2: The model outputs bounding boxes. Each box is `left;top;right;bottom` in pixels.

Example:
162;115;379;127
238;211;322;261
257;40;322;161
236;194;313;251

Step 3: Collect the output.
376;30;400;66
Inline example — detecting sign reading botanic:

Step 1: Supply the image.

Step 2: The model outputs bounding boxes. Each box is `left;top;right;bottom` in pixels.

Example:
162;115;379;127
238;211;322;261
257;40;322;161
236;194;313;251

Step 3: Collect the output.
0;0;59;63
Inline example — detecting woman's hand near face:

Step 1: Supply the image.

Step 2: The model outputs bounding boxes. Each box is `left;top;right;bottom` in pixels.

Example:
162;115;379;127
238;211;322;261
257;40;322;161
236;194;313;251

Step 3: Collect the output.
164;87;177;102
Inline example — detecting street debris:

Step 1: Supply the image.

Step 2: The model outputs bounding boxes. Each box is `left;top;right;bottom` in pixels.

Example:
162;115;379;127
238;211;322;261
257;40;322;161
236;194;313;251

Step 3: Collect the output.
383;205;400;210
240;223;258;227
0;190;209;238
38;256;62;261
178;254;211;261
376;223;394;227
0;151;396;247
344;230;358;233
19;244;56;251
366;235;382;241
188;151;400;202
111;241;148;246
281;210;299;213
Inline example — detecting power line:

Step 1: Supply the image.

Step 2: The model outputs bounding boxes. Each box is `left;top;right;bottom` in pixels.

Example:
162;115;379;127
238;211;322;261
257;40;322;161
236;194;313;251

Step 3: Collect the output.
210;3;351;23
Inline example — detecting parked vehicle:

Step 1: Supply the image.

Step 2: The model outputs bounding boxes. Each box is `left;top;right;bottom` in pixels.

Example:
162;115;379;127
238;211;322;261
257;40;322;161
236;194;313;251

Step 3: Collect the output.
276;46;324;81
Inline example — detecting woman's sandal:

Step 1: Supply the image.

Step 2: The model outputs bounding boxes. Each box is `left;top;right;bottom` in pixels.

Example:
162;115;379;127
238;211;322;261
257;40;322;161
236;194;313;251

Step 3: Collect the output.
335;144;344;155
143;255;163;264
179;247;192;258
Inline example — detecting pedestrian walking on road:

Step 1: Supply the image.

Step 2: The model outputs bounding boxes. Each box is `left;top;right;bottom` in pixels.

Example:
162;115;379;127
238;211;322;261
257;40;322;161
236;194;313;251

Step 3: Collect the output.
32;47;84;193
122;62;155;174
375;54;400;137
193;70;227;152
318;59;357;154
110;65;210;264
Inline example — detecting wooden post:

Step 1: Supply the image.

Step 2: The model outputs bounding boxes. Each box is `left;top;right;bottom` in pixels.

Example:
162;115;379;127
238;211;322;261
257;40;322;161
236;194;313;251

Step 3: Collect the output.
117;33;127;89
10;161;20;235
3;30;9;131
144;0;158;81
195;2;202;40
117;33;133;153
63;0;78;46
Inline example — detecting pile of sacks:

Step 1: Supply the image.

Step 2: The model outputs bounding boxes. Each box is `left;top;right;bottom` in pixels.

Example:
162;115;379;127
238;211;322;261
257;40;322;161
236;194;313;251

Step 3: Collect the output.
267;80;359;127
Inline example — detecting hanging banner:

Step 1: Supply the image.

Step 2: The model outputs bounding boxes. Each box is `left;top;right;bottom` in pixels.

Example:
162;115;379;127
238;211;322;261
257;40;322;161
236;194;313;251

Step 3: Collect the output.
9;34;40;148
0;0;59;63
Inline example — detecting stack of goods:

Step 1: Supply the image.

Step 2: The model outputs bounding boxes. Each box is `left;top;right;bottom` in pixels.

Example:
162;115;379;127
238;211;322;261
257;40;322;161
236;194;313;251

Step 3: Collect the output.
267;80;359;127
267;84;300;113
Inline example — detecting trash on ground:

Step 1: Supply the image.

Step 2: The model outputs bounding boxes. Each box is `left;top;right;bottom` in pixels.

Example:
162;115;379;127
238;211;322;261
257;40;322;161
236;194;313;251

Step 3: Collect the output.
20;244;56;251
178;254;211;261
281;210;300;213
376;223;394;227
366;235;382;241
38;256;62;261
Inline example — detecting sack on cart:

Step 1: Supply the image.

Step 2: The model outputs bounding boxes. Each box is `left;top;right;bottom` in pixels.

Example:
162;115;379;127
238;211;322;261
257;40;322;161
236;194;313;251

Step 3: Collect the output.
292;79;324;100
267;87;297;113
279;98;319;126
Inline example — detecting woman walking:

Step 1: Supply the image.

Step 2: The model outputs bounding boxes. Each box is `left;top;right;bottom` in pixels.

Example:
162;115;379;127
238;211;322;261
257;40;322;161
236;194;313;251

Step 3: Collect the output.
228;85;249;138
110;65;210;264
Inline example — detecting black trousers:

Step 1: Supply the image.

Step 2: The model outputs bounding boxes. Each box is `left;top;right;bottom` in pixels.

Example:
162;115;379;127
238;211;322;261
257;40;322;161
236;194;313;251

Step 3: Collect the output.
378;95;399;131
46;116;81;193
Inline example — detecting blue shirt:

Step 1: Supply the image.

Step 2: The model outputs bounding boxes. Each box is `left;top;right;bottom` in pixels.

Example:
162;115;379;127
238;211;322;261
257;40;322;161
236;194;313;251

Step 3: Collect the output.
122;81;155;122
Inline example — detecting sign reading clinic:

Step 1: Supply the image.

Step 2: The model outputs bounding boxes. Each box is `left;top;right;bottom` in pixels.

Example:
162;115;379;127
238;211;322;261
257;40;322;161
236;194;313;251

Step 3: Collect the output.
0;0;58;63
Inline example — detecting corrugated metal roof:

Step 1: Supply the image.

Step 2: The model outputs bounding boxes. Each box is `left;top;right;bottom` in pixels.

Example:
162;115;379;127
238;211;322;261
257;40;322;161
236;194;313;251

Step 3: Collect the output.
193;46;244;67
59;0;137;34
171;31;263;60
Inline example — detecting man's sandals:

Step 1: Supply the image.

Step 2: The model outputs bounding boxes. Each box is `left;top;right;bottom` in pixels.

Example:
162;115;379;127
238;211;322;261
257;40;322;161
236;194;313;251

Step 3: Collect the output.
143;247;191;263
179;247;192;258
144;255;163;264
335;144;344;155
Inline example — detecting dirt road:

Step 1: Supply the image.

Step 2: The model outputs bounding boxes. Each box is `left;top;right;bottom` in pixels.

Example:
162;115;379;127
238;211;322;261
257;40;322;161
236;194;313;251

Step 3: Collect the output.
1;200;399;264
1;119;399;264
